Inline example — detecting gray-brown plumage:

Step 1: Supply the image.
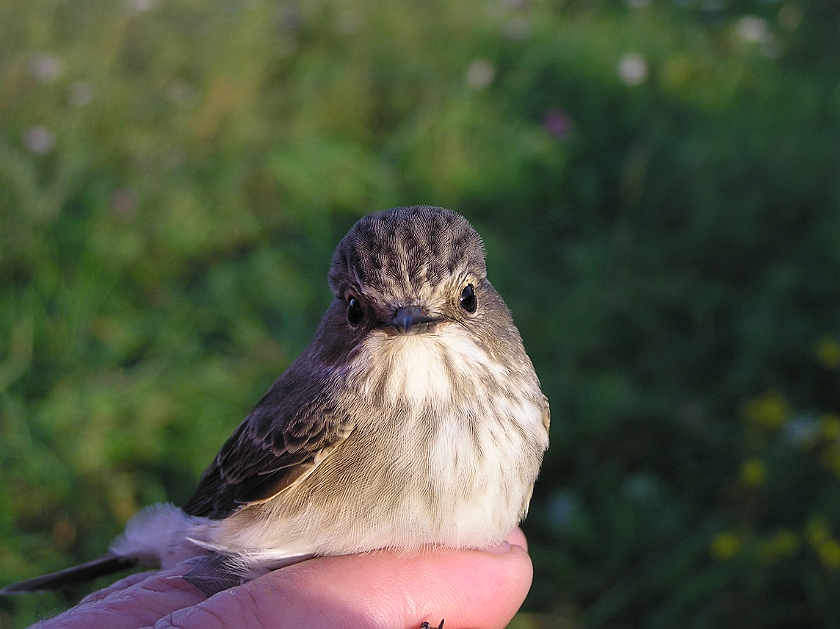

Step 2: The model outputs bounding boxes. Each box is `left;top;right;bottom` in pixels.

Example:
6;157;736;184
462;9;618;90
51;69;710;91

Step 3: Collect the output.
3;206;550;597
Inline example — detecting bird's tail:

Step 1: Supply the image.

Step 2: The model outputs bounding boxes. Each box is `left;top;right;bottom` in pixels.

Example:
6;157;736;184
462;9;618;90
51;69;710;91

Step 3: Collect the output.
1;553;141;594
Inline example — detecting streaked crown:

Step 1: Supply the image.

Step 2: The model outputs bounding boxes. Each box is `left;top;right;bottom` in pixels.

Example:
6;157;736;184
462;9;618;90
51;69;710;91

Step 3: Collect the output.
328;206;487;305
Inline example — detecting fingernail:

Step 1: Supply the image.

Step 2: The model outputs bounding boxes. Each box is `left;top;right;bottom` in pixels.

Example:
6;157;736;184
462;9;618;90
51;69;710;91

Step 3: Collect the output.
486;540;512;554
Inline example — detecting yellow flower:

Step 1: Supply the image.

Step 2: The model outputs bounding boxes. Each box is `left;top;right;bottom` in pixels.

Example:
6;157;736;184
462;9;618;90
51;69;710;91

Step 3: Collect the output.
744;392;789;429
822;445;840;478
740;458;766;486
711;532;741;560
821;414;840;441
817;337;840;369
807;519;831;547
819;540;840;569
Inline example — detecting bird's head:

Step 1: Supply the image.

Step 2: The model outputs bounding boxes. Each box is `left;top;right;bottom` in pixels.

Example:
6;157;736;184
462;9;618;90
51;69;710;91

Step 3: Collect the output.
307;205;537;414
327;206;490;338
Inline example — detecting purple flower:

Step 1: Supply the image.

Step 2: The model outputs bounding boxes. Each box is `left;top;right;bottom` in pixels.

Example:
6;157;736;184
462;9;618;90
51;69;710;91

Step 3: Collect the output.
543;109;573;139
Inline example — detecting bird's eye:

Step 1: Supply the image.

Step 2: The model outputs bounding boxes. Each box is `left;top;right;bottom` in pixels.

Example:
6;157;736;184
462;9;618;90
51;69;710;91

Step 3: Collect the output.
347;296;364;326
459;284;477;313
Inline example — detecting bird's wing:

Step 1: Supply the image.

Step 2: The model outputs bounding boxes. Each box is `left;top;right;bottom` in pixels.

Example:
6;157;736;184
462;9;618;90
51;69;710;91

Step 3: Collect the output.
182;364;354;519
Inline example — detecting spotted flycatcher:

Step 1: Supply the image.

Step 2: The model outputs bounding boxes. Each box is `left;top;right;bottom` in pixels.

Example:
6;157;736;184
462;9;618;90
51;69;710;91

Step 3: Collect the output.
3;206;550;596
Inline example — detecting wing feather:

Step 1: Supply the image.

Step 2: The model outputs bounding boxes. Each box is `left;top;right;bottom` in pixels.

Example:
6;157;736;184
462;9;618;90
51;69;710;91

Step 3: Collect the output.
182;360;354;520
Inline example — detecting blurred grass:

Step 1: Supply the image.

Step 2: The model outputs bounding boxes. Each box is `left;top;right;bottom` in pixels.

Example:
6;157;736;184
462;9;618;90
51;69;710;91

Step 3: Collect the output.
2;0;840;627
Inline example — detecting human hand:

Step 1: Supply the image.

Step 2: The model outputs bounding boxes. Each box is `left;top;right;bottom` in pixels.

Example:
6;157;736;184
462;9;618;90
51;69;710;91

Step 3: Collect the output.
29;529;533;629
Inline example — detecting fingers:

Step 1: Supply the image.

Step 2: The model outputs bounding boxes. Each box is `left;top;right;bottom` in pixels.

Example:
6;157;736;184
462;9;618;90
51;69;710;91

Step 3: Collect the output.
77;571;159;604
32;530;533;629
504;527;528;552
159;531;533;629
32;568;204;629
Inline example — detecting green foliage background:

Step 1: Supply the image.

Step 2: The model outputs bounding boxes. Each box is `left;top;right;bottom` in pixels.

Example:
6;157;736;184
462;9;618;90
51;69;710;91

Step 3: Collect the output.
1;0;839;627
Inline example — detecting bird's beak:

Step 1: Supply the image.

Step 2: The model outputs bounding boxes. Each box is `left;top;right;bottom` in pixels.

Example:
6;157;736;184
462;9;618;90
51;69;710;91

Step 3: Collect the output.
386;305;437;335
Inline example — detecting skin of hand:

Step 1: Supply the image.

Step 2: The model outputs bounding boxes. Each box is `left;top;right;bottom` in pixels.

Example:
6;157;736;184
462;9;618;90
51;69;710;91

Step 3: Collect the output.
28;529;533;629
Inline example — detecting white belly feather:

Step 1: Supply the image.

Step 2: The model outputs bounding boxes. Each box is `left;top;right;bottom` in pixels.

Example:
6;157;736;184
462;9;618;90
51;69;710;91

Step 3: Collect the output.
113;324;547;573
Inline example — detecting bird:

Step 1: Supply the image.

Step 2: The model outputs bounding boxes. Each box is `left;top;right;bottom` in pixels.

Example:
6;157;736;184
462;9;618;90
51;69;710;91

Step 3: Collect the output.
2;205;550;596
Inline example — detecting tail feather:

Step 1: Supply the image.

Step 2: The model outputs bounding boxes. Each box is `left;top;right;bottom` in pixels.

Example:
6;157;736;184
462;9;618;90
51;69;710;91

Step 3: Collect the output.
1;553;141;594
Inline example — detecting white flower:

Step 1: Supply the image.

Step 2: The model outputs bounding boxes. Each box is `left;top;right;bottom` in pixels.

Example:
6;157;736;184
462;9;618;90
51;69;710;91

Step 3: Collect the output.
465;59;495;89
23;126;55;154
618;53;649;85
30;53;63;83
736;15;771;44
